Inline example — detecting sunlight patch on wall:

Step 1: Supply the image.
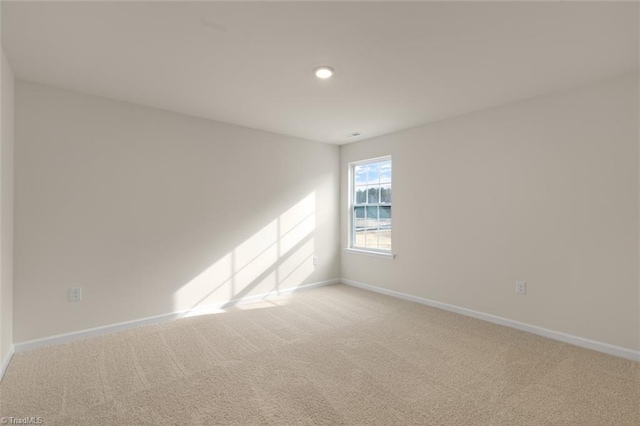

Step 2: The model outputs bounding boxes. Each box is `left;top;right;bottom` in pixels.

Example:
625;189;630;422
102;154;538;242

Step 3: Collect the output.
173;252;233;312
233;220;279;296
173;193;316;317
279;238;314;289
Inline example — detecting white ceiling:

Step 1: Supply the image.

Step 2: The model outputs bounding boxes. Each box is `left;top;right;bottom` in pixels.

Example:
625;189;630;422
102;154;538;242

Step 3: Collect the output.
2;1;638;144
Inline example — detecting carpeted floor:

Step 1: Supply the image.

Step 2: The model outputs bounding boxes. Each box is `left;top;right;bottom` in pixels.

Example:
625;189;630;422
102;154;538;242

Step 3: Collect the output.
0;284;638;425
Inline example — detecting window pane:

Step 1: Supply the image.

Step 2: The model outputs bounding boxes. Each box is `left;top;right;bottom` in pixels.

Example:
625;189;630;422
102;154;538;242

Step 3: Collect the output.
366;163;379;184
365;206;378;220
376;228;391;250
379;160;391;183
367;186;379;204
354;229;366;247
355;186;367;204
379;206;391;221
380;184;391;203
354;165;367;185
354;207;367;230
365;231;379;249
379;207;391;241
379;205;391;250
362;207;378;249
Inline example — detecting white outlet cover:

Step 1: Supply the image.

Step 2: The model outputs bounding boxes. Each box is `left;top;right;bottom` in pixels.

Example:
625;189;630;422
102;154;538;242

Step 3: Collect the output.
70;287;82;301
516;281;526;295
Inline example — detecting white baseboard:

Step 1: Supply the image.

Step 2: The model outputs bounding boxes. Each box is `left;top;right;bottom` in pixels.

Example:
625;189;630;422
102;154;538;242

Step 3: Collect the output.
0;344;15;382
14;279;340;353
341;278;640;362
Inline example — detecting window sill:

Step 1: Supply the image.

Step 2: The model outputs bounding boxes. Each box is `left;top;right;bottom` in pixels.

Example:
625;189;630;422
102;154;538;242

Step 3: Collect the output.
343;248;396;260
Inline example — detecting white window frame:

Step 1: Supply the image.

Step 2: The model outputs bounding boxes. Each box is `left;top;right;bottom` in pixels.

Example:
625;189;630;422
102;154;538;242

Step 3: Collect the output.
347;156;393;258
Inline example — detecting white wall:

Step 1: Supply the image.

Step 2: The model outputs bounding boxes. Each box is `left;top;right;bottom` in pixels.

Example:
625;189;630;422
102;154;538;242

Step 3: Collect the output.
14;81;340;343
341;73;639;352
1;47;15;366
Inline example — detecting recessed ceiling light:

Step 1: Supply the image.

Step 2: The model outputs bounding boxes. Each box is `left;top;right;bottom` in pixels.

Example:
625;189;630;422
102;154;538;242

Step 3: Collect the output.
314;66;335;79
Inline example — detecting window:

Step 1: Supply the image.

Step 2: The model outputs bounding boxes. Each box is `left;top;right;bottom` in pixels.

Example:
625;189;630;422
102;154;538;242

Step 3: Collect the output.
350;157;392;252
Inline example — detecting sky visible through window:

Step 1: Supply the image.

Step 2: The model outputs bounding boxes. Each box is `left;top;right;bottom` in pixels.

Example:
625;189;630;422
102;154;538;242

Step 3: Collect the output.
353;159;391;251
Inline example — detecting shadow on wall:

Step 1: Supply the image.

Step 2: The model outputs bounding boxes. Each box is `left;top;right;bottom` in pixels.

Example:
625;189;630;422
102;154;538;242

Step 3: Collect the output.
173;193;316;317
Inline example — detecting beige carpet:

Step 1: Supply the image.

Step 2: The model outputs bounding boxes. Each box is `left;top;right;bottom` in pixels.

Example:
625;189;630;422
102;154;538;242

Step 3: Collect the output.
0;284;638;425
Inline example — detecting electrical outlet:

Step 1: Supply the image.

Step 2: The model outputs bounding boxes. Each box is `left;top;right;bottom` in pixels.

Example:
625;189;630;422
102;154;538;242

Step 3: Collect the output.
70;287;82;301
313;256;319;266
516;281;526;295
